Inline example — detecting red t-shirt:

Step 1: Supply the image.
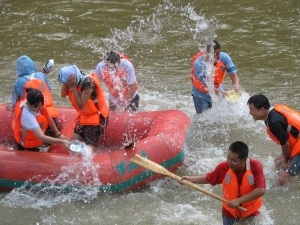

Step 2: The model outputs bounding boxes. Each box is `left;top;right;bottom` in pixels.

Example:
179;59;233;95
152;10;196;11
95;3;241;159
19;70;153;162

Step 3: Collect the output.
205;159;266;218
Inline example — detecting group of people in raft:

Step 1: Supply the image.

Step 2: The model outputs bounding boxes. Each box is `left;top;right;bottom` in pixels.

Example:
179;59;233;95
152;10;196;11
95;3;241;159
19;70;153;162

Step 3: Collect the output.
7;40;300;224
10;51;139;152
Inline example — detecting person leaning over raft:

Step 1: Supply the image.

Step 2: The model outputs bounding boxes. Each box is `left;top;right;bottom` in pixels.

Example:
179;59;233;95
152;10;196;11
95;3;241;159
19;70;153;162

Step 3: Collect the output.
13;88;70;151
59;65;109;150
181;141;266;225
190;40;241;114
94;51;139;114
247;94;300;185
10;55;59;137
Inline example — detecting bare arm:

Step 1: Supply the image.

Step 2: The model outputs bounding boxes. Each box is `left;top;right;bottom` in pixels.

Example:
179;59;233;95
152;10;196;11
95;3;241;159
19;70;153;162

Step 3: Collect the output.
126;82;138;102
229;73;240;91
48;117;60;136
67;74;92;109
281;142;291;162
181;174;208;184
32;126;69;148
61;84;69;97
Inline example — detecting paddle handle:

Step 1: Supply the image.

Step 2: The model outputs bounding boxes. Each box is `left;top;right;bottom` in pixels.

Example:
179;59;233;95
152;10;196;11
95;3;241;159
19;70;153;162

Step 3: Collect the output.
130;155;247;212
164;171;246;212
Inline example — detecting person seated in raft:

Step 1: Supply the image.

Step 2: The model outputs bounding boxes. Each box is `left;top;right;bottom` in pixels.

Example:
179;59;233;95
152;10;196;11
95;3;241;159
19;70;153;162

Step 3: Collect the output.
181;141;266;225
94;51;139;114
58;65;109;150
13;88;70;152
10;55;59;137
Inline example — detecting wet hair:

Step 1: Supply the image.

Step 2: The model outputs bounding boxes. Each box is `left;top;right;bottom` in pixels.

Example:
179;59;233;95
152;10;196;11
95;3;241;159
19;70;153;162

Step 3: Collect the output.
247;94;270;110
26;88;44;108
213;40;221;50
229;141;249;159
105;51;120;64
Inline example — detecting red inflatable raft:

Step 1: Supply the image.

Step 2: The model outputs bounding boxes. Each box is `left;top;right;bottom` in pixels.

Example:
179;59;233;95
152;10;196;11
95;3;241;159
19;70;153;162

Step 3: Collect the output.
0;105;191;192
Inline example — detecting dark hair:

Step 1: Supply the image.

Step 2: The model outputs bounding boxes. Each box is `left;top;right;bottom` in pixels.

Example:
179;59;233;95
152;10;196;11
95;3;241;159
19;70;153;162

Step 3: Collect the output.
213;40;221;50
229;141;249;159
26;88;44;108
247;94;270;110
105;51;120;64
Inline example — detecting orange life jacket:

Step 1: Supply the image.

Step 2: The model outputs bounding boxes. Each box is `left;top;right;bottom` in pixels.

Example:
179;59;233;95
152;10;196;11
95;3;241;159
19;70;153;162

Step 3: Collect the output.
214;61;226;88
69;72;109;125
102;69;129;100
190;51;226;93
101;54;138;100
13;101;50;148
266;104;300;158
23;73;58;118
222;159;263;219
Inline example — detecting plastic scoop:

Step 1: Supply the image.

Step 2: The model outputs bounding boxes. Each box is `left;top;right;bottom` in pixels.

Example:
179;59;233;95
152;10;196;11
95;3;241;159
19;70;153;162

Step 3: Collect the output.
69;140;86;153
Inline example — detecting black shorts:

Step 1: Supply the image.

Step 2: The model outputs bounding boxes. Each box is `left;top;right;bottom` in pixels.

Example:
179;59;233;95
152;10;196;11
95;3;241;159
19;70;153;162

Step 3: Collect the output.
45;117;60;137
74;115;108;146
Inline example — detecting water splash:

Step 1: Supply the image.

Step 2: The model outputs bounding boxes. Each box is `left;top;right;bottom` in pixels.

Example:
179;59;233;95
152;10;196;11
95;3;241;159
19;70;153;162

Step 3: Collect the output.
1;145;101;209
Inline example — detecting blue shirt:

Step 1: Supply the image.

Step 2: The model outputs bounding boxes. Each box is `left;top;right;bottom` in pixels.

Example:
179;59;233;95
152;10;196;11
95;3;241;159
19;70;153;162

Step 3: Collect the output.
192;52;237;102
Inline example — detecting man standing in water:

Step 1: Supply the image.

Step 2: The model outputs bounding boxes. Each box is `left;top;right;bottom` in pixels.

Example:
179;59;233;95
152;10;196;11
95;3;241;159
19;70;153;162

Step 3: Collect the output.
181;141;266;225
190;40;241;113
247;94;300;185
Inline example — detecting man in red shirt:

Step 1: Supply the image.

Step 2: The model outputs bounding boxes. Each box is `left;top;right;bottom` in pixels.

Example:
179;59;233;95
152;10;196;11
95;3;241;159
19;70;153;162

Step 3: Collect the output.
181;141;266;225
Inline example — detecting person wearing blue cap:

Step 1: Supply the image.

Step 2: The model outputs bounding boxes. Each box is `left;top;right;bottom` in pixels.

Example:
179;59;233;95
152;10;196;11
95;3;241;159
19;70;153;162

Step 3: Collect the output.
58;65;109;149
11;55;59;137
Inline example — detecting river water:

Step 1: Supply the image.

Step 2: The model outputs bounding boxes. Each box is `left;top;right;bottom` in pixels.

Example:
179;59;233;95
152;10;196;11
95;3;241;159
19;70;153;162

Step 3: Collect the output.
0;0;299;224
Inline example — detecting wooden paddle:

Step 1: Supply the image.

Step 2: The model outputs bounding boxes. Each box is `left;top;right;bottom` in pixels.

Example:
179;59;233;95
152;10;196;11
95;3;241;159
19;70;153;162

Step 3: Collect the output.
130;154;247;212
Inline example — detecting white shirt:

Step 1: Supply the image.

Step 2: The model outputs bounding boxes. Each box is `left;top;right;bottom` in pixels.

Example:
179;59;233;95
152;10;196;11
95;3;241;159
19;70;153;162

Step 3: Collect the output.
21;105;41;131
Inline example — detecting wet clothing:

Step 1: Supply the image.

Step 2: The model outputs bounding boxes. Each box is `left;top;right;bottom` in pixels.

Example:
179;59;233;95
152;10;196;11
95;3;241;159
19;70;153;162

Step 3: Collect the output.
222;159;262;219
205;160;265;221
191;52;237;113
109;93;140;112
94;57;139;111
266;109;289;145
266;105;300;176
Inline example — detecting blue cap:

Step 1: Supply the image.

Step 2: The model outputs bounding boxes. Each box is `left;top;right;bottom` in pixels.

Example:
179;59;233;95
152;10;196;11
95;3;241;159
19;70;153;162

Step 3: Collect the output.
58;65;83;84
16;55;36;77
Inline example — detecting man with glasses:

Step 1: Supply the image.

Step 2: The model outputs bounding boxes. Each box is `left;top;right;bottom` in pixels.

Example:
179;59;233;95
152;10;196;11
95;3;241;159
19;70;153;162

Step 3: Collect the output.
94;51;139;114
181;141;265;225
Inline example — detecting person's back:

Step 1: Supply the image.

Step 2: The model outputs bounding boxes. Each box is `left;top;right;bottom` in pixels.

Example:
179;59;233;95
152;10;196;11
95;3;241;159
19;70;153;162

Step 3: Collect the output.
12;55;52;109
